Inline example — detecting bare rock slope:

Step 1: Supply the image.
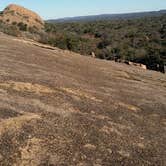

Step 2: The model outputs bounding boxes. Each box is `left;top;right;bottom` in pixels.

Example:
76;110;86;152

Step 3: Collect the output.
0;4;44;29
0;33;166;165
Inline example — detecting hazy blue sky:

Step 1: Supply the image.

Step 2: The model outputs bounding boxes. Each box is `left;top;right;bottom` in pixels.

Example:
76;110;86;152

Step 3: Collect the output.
0;0;166;19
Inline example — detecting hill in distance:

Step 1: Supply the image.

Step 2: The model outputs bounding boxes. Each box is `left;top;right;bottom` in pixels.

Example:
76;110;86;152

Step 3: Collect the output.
47;10;166;23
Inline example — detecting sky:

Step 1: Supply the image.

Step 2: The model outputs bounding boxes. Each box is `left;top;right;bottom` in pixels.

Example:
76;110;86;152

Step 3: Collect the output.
0;0;166;19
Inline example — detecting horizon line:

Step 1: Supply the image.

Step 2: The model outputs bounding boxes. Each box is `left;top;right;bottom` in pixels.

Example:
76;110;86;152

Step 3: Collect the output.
46;9;166;20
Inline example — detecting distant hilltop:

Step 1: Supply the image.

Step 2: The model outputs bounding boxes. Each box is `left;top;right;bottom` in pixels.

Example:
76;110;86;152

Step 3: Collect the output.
0;4;44;30
47;10;166;23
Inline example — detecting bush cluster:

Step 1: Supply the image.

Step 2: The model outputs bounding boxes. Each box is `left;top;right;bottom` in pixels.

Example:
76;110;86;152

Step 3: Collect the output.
42;15;166;72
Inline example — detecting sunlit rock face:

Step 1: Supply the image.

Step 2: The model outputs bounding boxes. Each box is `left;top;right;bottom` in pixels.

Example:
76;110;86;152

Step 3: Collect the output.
0;4;44;30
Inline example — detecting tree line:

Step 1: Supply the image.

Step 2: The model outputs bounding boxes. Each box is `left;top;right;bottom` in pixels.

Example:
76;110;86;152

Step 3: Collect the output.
0;14;165;73
42;15;166;73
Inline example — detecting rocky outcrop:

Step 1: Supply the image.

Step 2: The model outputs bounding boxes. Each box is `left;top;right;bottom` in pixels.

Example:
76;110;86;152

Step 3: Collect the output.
0;33;166;165
0;4;44;30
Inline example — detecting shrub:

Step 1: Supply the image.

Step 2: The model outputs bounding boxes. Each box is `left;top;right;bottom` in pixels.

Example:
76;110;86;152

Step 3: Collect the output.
28;26;38;33
4;25;21;37
17;22;27;31
12;21;17;25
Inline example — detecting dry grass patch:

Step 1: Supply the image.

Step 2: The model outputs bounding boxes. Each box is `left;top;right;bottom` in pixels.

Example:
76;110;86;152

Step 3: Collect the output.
0;81;55;95
117;102;141;112
61;87;102;102
118;150;130;158
83;144;96;150
30;99;80;117
100;125;122;136
115;71;131;79
18;138;45;166
0;113;40;136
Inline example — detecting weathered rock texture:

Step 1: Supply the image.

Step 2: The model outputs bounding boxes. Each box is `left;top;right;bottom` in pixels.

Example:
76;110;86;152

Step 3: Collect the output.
0;33;166;165
0;4;44;29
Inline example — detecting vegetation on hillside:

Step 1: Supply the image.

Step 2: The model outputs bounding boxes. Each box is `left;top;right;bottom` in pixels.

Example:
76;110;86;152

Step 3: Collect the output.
0;14;165;73
0;19;40;38
42;15;166;73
